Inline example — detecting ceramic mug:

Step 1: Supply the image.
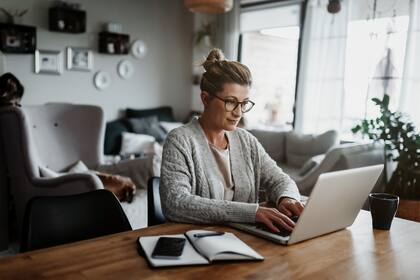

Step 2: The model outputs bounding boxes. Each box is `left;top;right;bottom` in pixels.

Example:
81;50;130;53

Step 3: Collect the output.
369;193;399;230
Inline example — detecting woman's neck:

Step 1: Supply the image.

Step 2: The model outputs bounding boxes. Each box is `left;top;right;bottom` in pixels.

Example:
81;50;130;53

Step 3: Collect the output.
198;115;228;149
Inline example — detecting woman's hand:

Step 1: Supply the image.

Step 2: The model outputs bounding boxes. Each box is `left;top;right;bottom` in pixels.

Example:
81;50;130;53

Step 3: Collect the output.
277;197;304;217
255;206;295;233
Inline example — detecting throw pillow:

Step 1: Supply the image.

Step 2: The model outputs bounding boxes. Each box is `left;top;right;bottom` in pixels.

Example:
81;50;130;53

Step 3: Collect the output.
249;129;287;163
126;116;167;143
286;130;338;167
159;121;183;133
298;154;326;176
120;132;156;156
68;160;89;173
104;119;130;155
39;160;90;178
126;106;175;122
39;166;62;178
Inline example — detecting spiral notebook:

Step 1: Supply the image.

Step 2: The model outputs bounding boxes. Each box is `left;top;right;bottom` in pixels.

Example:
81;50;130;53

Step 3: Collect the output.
138;230;264;267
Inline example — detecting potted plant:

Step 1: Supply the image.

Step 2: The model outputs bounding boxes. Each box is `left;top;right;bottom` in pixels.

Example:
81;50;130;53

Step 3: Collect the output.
352;94;420;221
194;21;214;47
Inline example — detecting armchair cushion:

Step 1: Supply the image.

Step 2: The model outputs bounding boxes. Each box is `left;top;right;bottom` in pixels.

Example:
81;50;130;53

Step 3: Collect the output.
286;130;338;167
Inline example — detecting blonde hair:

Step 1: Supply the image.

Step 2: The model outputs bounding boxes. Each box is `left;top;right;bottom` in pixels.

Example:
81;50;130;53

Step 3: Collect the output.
200;48;252;95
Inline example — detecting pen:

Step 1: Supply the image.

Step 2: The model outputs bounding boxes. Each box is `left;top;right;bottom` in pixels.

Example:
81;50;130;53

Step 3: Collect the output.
193;232;225;238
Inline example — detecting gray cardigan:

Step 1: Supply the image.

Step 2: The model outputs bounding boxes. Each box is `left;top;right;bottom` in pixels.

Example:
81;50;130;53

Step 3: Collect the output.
160;118;300;224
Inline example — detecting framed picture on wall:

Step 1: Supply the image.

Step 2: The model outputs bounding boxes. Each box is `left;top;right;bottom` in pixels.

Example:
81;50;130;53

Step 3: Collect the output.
34;49;63;75
66;47;93;71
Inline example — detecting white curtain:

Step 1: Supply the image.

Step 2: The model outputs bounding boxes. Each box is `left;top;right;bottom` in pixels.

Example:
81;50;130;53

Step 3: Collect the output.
399;0;420;128
294;0;350;133
295;0;419;134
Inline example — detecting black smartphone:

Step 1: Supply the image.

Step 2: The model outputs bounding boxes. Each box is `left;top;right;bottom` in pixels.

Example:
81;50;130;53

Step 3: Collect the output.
151;237;186;259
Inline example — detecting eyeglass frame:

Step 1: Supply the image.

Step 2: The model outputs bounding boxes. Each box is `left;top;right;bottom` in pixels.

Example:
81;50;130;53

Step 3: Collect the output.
209;93;255;113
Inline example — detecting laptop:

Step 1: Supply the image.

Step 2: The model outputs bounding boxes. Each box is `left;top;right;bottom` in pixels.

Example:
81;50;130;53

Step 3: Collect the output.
229;164;383;245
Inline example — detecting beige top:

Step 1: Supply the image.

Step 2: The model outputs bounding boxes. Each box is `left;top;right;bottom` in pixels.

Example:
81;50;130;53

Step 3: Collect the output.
208;142;235;201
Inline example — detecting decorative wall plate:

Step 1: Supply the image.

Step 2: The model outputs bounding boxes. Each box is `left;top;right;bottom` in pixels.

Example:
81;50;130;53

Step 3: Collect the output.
117;60;134;79
94;71;111;90
131;39;147;59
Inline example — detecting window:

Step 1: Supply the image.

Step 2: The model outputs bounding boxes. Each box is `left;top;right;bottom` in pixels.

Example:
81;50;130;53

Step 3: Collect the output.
239;3;302;130
342;15;409;139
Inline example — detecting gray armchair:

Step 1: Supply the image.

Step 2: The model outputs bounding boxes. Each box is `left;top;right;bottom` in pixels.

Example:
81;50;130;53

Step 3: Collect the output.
0;104;105;250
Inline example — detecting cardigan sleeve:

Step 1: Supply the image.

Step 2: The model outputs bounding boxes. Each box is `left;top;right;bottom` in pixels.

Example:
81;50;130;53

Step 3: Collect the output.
160;132;258;224
253;136;301;205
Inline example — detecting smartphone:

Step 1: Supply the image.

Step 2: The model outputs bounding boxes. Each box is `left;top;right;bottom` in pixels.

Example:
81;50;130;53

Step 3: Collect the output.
151;237;186;259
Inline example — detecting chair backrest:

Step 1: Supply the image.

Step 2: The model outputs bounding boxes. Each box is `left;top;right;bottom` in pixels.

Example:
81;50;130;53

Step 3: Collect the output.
23;103;105;171
20;189;132;252
0;126;9;250
147;176;166;226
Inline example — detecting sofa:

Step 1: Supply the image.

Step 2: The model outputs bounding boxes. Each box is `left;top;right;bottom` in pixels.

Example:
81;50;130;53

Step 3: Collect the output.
250;129;385;196
104;106;176;156
103;108;385;198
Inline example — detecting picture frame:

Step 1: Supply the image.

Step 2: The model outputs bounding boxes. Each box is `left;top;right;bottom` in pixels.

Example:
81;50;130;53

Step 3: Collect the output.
34;49;63;75
67;47;93;71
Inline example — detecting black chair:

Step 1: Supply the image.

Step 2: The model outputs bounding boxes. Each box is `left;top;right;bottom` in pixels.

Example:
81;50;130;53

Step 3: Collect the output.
20;189;132;252
147;177;166;226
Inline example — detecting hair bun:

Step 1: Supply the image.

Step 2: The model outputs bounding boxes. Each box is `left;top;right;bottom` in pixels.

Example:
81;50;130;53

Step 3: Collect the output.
202;48;225;71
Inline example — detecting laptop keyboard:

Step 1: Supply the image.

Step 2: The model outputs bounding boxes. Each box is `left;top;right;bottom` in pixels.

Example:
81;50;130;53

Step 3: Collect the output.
255;216;299;237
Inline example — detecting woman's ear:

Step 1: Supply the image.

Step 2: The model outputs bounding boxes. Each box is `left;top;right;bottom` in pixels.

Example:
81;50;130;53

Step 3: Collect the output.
200;91;211;107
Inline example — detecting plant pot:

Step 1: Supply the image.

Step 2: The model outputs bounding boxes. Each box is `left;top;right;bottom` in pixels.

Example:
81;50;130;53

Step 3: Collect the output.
386;166;420;199
396;199;420;222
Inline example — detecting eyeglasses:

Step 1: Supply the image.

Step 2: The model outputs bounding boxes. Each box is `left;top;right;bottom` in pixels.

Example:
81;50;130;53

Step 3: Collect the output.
210;94;255;113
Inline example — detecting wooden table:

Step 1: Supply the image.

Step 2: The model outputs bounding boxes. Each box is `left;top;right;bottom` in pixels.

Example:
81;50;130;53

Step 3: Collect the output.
1;211;419;279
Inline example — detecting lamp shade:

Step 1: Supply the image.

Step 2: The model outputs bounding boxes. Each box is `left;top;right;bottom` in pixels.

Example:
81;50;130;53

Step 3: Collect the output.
184;0;233;14
327;0;341;14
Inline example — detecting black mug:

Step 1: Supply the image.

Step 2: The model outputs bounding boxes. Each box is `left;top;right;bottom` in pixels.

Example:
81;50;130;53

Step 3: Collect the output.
369;193;399;230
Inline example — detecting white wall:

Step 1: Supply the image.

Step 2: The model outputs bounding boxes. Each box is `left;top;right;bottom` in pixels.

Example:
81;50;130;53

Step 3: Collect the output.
0;0;193;121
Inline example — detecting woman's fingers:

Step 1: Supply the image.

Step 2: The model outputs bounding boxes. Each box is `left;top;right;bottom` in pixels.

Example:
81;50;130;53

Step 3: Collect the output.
278;205;293;217
287;203;302;216
269;212;294;232
278;198;305;216
256;207;295;232
262;219;280;233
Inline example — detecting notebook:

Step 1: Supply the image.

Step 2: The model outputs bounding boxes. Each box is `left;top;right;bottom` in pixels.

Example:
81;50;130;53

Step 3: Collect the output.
138;230;264;267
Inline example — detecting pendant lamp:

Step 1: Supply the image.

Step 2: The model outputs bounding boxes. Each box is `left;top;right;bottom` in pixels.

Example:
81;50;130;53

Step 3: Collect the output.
184;0;233;14
327;0;341;14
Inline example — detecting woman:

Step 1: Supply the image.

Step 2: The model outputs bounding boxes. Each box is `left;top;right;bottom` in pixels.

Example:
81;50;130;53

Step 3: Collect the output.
160;49;304;233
